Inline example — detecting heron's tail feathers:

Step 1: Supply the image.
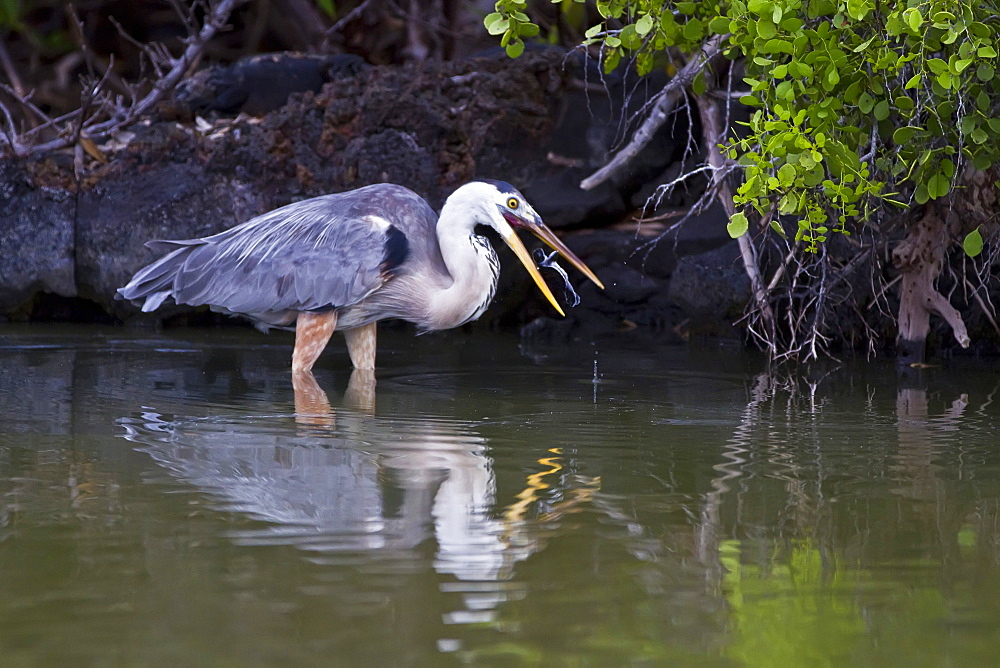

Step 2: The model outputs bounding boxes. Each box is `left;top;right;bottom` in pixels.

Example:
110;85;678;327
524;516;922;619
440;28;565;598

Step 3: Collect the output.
116;246;192;311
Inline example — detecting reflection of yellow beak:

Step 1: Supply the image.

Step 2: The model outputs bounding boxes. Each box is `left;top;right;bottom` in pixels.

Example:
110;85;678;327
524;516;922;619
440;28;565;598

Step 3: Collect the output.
502;230;567;316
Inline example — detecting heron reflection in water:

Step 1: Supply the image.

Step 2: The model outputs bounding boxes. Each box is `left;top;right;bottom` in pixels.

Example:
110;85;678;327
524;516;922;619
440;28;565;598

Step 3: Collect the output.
117;180;604;386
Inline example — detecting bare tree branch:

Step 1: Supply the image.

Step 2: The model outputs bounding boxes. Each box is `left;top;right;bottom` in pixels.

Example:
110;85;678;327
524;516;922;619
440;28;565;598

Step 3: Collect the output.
6;0;246;158
580;34;725;191
695;89;777;352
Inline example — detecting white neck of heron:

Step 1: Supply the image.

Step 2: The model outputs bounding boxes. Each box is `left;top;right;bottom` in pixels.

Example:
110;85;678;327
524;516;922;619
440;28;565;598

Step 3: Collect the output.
427;198;500;330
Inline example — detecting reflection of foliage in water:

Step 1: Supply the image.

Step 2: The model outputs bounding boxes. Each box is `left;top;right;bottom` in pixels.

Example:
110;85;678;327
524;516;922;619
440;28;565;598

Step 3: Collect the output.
721;537;869;665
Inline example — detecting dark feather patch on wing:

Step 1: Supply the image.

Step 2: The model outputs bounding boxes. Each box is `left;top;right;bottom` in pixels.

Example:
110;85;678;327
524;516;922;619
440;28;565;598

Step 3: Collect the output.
380;225;409;277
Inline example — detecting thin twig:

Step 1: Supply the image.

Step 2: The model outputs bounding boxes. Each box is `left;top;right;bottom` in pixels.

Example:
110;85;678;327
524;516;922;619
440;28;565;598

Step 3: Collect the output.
323;0;375;39
108;15;170;80
766;239;800;293
964;277;1000;338
0;100;21;154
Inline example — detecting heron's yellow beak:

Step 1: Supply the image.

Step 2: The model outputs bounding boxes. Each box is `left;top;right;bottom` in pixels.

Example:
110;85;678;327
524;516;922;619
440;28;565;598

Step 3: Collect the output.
502;230;567;316
521;220;605;291
499;205;603;316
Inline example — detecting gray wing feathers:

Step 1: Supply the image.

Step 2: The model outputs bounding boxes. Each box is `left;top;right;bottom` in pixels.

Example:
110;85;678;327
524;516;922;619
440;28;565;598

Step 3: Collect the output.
117;186;428;321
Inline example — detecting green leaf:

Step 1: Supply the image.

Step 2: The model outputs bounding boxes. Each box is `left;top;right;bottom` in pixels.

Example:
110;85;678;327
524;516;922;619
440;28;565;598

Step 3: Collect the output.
973;153;994;170
853;35;875;52
778;192;798;213
635;14;653;36
927;171;950;199
762;38;793;54
682;18;703;41
978;44;998;58
708;16;730;34
858;92;874;113
970;21;991;38
486;14;509;35
756;18;777;39
778;163;797;185
846;0;871;20
927;58;948;75
894;95;914;111
692;71;706;95
506;39;525;58
964;227;984;257
620;24;641;49
905;8;923;31
728;212;749;238
892;126;919;143
873;99;890;120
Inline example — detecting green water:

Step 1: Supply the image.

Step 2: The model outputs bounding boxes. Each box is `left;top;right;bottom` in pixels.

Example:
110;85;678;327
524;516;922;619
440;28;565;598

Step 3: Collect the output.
1;323;999;665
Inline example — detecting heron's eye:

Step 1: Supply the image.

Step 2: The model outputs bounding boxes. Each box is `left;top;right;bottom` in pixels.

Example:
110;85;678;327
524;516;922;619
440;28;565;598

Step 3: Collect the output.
507;197;519;209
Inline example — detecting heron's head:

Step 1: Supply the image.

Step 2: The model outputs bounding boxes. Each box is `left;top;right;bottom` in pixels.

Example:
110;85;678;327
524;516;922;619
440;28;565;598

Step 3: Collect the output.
454;180;604;316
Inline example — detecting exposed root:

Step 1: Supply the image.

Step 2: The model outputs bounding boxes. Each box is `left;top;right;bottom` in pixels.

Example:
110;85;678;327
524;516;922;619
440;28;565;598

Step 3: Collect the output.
893;207;970;363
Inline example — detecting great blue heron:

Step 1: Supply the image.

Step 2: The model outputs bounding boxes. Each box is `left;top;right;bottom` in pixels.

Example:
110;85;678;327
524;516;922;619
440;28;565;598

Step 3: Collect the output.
118;180;603;372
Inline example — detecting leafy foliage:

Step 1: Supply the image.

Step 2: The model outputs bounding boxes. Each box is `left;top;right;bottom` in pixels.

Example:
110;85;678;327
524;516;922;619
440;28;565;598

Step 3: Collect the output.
488;0;1000;254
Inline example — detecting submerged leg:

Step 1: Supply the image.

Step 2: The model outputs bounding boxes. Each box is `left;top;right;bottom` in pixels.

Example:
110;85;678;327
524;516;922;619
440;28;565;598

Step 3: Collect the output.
292;310;338;373
292;367;333;424
344;368;376;413
344;322;377;370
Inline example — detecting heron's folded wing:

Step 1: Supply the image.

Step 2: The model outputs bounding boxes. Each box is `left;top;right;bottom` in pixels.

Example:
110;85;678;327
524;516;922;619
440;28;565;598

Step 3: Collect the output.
167;201;408;315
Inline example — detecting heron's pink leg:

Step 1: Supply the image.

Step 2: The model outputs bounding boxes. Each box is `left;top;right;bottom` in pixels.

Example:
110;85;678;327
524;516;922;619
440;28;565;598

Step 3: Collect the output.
344;322;377;370
292;311;338;373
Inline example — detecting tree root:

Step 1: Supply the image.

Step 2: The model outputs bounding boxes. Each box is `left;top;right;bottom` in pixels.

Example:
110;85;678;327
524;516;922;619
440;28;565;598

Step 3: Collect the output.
893;207;970;364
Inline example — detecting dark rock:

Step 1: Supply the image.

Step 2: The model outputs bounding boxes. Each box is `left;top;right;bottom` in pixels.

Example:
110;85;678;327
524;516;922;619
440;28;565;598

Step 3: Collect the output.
171;53;368;117
341;129;439;200
519;315;580;346
594;262;662;305
523;169;625;229
667;242;749;320
75;162;262;319
0;163;76;312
